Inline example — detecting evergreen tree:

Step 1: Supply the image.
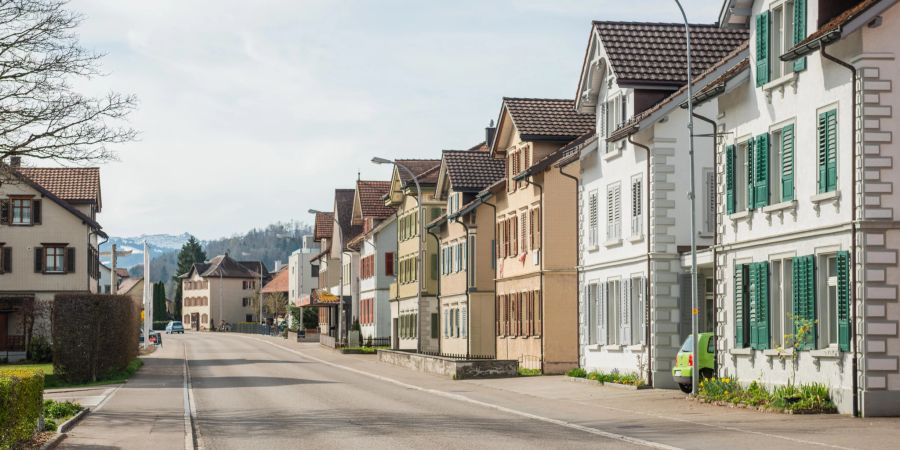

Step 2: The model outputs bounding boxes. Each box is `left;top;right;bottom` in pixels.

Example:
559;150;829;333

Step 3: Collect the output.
152;282;168;322
172;236;207;319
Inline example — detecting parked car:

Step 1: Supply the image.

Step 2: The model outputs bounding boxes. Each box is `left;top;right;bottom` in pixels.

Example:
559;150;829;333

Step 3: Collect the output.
165;321;185;334
672;332;715;393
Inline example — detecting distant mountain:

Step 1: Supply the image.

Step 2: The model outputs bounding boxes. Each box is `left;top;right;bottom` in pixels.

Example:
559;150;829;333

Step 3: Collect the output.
100;233;191;269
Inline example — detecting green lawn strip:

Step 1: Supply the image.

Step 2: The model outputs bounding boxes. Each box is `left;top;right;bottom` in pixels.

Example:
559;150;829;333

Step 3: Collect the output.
517;367;542;377
0;358;144;390
697;378;837;414
339;346;388;354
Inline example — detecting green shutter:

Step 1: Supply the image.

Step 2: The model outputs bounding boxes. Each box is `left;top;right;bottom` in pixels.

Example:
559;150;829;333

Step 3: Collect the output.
726;144;736;214
756;12;770;86
793;0;808;72
755;133;770;208
757;262;770;350
818;110;838;193
837;251;851;352
748;263;759;348
792;255;818;350
734;264;748;348
747;138;756;209
781;124;795;201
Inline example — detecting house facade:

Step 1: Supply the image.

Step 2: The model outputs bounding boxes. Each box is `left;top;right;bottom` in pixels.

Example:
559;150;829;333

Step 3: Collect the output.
485;98;593;374
712;0;900;416
349;180;397;343
385;160;443;351
180;254;265;330
430;146;505;357
0;163;105;362
574;22;747;387
332;188;361;339
287;235;320;330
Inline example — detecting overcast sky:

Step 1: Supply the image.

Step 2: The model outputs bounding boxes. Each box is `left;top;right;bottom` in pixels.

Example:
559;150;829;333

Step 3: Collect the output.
73;0;721;240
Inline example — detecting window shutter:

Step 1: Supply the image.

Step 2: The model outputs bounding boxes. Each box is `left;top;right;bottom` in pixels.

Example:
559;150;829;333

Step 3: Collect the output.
726;145;736;214
621;279;631;345
793;0;808;72
755;12;770;86
755;133;770;208
1;247;10;273
757;262;771;349
534;207;541;250
32;200;42;225
598;282;608;345
511;215;518;255
818;110;838;193
34;246;43;273
587;285;597;344
534;290;542;336
600;103;607;138
747;138;756;209
431;313;439;339
781;124;795;201
462;306;468;338
639;278;647;345
705;170;716;232
0;199;9;225
606;188;614;240
589;192;598;246
734;264;748;348
792;255;817;350
837;251;851;352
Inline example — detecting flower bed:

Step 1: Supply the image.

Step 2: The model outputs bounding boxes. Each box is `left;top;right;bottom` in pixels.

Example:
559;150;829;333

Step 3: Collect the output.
41;400;83;432
566;368;646;388
696;378;836;414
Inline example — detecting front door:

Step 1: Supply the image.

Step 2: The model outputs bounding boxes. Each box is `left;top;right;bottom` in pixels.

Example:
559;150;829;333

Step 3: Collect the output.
191;312;200;330
0;313;7;350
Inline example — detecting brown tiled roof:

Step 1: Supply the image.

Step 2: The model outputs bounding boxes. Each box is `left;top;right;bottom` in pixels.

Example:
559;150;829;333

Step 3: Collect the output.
314;212;334;241
396;159;441;187
115;268;130;278
201;254;261;279
517;132;596;179
261;268;288;294
356;180;395;219
595;21;748;86
503;98;595;139
608;41;749;142
783;0;886;59
334;189;360;243
17;167;102;210
116;277;142;295
443;150;506;192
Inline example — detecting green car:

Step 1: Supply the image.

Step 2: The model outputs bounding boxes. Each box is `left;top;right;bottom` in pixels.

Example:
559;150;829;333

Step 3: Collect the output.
672;332;716;393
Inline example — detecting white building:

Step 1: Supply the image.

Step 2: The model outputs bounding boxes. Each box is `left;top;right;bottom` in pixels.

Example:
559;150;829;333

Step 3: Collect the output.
287;235;320;330
570;21;748;387
712;0;900;416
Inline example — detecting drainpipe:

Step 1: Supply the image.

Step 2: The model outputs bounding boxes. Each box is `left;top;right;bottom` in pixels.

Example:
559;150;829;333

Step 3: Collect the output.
452;214;471;359
693;111;719;376
628;135;653;386
427;227;442;354
820;43;860;418
522;175;545;373
480;197;499;359
557;164;582;368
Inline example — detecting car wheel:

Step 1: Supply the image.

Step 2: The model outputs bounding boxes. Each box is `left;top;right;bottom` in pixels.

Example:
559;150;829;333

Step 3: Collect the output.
679;383;692;394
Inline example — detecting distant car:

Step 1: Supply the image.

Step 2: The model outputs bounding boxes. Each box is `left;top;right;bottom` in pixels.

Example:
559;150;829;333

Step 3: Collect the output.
672;332;715;393
165;321;185;334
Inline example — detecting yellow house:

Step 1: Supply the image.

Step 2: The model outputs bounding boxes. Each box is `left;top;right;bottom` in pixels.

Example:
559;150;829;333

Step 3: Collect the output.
385;159;443;352
485;98;594;373
429;145;505;357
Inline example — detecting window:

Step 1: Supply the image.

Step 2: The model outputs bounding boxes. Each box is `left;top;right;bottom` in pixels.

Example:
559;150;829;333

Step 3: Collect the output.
588;191;599;247
726;141;750;213
0;246;11;274
602;94;628;152
11;198;32;225
44;246;66;273
311;264;319;278
818;109;838;193
242;297;251;307
384;252;394;277
631;175;643;237
606;182;621;241
245;314;253;322
770;258;793;348
756;0;806;86
606;280;621;345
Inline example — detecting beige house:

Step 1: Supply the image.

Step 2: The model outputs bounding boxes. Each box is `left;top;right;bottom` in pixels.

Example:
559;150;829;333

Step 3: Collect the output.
385;159;443;352
429;145;505;357
0;161;105;361
305;211;340;337
485;98;594;373
179;254;266;330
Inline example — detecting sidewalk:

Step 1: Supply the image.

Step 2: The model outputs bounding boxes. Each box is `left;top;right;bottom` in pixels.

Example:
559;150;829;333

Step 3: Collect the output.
46;385;121;410
58;341;188;450
250;334;900;450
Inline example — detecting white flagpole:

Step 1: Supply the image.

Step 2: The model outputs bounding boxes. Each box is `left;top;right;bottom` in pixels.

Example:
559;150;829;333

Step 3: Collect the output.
143;241;152;346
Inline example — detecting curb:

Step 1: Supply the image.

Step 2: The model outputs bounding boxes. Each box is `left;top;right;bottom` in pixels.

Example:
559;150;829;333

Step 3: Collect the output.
58;408;90;434
38;432;66;450
566;376;651;390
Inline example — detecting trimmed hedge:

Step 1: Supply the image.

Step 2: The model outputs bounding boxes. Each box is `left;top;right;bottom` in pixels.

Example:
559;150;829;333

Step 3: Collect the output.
0;369;44;449
152;321;169;331
52;294;140;384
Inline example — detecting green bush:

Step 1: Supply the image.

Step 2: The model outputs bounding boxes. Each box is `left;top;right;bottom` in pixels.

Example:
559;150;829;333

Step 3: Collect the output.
43;399;82;420
584;370;645;387
27;335;53;363
152;321;169;331
517;367;542;377
699;378;836;413
566;368;587;378
0;369;45;448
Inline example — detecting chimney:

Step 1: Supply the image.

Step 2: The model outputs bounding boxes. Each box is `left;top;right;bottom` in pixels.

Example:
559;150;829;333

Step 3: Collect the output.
485;120;497;149
10;156;21;168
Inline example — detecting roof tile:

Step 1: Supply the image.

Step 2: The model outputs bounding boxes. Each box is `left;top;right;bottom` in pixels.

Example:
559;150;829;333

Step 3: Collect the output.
17;167;102;210
504;98;595;138
356;180;395;218
443;150;506;192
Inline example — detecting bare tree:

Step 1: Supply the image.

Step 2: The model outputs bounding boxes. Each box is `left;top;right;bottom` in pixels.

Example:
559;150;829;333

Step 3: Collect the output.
0;0;136;177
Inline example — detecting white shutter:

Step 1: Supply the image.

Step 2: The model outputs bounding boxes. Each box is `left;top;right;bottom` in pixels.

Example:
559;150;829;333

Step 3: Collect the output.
618;96;628;149
443;309;449;338
705;170;716;233
598;282;608;345
587;284;597;344
621;279;632;345
606;187;614;241
589;192;599;247
631;177;642;237
614;184;622;240
462;306;468;338
639;277;647;345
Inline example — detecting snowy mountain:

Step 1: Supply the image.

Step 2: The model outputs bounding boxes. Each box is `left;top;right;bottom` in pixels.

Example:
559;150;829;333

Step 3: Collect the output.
100;233;190;268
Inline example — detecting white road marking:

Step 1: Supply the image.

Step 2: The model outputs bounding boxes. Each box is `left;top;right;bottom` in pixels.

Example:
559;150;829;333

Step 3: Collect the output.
91;385;122;412
249;336;679;450
182;341;200;450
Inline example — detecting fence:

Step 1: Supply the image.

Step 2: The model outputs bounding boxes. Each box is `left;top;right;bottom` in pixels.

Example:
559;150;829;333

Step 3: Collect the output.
359;337;391;348
224;323;280;336
417;350;495;360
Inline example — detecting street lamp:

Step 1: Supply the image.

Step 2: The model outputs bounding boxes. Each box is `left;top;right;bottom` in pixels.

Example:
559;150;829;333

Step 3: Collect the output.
372;157;425;353
674;0;700;396
309;208;346;344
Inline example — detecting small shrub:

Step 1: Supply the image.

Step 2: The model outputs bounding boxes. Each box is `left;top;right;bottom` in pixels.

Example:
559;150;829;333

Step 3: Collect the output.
517;367;542;377
44;417;58;432
740;381;771;407
584;370;644;386
698;377;740;402
0;369;45;448
566;368;587;378
27;336;53;363
43;400;83;420
152;321;169;331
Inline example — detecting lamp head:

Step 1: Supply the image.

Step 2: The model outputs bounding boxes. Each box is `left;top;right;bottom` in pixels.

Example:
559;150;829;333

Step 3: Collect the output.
371;157;393;165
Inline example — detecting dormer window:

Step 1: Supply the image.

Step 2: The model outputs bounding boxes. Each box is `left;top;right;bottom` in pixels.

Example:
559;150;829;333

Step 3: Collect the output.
756;0;807;86
601;94;627;152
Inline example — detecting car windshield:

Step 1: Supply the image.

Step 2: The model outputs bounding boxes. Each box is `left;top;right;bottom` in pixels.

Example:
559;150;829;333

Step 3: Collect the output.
172;322;182;326
680;336;693;353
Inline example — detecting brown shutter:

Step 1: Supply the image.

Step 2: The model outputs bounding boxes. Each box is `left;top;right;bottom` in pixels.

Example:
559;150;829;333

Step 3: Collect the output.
34;246;43;272
1;247;10;273
534;290;542;336
0;199;8;225
385;252;394;276
534;207;542;250
32;200;41;225
512;215;518;255
66;247;75;273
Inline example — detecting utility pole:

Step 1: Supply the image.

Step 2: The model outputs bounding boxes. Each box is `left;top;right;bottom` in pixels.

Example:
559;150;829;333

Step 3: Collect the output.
100;243;132;294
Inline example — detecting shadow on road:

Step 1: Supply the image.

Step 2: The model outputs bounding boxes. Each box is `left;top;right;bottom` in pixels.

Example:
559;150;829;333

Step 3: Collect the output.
190;376;333;389
189;358;305;367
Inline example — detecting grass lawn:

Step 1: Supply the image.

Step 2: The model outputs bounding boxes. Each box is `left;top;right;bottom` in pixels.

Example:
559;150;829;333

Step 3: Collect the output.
0;358;143;389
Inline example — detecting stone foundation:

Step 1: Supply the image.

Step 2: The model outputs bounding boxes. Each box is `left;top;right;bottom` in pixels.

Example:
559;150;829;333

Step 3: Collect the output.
377;349;518;379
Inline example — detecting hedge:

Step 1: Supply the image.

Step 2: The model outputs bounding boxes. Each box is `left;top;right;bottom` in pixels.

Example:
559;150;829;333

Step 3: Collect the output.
0;369;44;448
52;294;140;384
153;321;169;331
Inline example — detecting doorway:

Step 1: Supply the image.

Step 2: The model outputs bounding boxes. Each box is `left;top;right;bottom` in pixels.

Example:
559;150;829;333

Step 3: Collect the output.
191;312;200;331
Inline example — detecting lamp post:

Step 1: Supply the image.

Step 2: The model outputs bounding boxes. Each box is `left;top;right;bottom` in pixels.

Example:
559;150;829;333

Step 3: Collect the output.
674;0;700;396
372;157;425;353
309;208;345;344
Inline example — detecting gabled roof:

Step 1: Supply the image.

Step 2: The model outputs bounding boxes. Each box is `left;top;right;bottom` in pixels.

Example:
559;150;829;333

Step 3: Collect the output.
16;167;102;210
593;21;748;86
502;98;595;140
333;188;362;245
313;212;334;241
261;268;288;294
201;254;262;279
355;180;395;219
782;0;896;61
117;277;142;295
441;150;506;193
396;159;441;187
514;131;596;180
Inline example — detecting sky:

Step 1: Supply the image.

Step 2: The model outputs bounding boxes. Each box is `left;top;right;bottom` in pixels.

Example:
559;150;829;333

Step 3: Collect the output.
72;0;722;240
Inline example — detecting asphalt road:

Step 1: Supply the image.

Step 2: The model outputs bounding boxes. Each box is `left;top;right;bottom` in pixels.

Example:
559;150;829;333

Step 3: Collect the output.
61;332;900;450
